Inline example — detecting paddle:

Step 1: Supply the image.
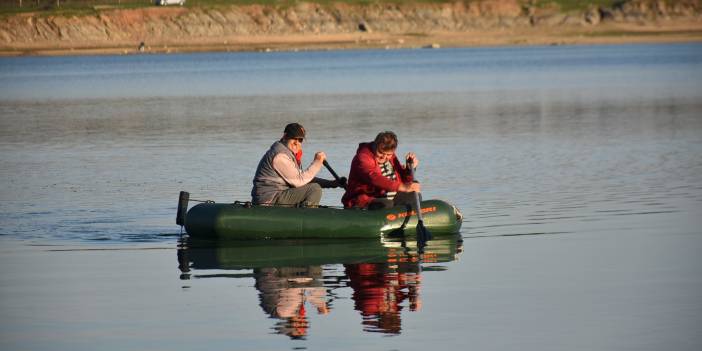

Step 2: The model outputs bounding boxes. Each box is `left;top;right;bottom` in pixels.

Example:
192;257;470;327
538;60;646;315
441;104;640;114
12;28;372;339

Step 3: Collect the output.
323;160;347;190
407;159;432;244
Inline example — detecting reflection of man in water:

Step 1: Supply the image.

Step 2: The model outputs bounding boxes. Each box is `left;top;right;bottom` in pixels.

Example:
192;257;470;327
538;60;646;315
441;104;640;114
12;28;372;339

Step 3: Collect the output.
254;266;329;339
344;255;422;334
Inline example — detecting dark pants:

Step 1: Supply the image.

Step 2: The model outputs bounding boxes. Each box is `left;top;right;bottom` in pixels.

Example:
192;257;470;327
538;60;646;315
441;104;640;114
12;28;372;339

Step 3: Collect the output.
367;192;421;210
273;183;322;207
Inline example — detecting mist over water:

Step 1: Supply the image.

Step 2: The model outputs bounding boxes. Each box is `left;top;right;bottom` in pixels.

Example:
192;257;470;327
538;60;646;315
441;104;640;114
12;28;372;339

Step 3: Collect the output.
1;43;701;350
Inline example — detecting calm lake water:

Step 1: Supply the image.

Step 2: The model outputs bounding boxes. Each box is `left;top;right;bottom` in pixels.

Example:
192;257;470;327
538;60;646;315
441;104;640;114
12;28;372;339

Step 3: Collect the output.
1;43;702;350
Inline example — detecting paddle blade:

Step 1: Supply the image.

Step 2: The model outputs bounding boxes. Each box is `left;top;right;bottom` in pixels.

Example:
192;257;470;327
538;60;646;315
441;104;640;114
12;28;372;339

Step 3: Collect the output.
416;219;432;243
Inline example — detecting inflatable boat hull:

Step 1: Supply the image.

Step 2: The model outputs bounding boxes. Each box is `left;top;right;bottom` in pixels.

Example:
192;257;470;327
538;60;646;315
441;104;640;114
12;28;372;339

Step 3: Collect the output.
184;199;462;240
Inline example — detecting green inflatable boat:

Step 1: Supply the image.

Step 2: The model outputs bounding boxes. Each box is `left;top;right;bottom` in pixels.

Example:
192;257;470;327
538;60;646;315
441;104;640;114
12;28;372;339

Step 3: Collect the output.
177;192;463;240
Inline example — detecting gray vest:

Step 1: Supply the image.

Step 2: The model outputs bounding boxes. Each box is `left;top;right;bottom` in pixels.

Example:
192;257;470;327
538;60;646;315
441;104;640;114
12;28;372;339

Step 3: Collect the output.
251;141;298;204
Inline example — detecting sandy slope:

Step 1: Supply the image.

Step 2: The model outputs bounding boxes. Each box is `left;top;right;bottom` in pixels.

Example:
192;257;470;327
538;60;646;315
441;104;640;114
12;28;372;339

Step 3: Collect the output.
0;0;700;55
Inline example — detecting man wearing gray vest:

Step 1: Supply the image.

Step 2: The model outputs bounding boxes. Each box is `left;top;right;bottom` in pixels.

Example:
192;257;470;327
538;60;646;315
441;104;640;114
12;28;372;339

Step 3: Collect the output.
251;123;343;207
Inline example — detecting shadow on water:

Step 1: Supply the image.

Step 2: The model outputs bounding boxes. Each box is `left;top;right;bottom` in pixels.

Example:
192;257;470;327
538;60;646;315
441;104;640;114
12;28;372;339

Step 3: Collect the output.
177;235;462;338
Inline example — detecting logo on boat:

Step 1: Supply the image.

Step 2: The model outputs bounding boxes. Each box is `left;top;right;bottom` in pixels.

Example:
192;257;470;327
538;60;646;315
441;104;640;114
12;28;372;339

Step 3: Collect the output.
386;207;437;221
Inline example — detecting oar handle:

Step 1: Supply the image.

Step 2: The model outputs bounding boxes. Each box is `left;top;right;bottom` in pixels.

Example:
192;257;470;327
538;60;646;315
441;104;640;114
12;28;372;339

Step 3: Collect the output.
323;160;347;190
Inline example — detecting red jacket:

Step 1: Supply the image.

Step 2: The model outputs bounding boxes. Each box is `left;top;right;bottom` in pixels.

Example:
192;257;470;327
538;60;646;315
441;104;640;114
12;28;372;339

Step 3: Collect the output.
341;142;413;208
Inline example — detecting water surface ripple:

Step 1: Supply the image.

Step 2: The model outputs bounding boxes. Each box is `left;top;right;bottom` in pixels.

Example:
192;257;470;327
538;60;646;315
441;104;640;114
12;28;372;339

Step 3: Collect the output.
1;43;701;351
1;44;702;242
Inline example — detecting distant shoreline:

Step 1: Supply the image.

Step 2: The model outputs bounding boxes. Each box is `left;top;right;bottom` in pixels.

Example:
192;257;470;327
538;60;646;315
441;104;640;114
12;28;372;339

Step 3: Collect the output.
1;1;701;56
3;25;701;57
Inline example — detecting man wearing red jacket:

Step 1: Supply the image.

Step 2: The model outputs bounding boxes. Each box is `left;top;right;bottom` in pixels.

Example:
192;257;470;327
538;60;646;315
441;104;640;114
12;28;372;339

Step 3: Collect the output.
341;131;421;209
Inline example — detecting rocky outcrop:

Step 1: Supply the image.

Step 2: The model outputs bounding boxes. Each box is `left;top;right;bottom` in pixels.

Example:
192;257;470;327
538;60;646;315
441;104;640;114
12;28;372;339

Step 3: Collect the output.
0;0;700;49
528;0;702;26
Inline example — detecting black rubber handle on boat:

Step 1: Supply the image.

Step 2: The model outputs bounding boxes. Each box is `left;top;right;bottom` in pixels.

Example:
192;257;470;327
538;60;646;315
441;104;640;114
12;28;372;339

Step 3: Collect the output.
176;191;189;226
323;160;347;190
407;159;432;244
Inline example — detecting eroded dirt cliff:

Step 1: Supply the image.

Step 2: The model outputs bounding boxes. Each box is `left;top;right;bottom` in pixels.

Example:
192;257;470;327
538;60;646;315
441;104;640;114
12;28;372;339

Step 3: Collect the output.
1;0;700;54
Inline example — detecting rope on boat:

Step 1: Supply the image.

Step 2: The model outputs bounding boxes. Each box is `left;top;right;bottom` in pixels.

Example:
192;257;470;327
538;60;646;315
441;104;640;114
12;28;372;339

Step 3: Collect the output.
178;190;351;228
189;198;215;204
231;200;346;210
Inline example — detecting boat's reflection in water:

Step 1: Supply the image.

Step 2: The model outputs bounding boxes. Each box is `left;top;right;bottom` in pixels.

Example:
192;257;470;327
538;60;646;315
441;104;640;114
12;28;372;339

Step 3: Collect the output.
177;235;463;338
